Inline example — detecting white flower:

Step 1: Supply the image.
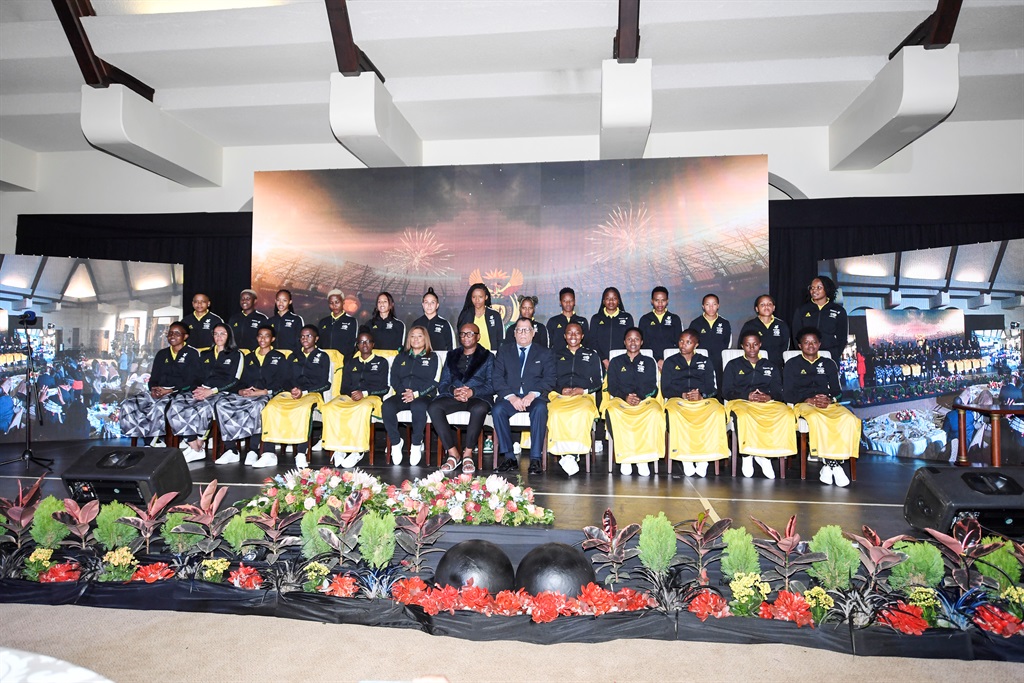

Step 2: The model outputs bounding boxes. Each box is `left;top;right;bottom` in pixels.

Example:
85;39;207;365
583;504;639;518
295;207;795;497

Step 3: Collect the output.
455;491;466;503
488;495;501;510
485;474;505;494
424;471;446;485
258;496;269;505
449;507;465;521
510;486;522;498
303;497;316;510
328;476;341;488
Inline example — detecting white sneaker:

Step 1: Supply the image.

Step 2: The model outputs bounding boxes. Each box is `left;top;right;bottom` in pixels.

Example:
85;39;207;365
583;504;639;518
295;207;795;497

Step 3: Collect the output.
390;439;404;465
295;452;309;469
755;456;776;480
179;441;190;451
513;442;522;456
832;465;850;488
819;465;834;485
150;437;167;448
214;449;239;464
331;452;345;468
694;462;708;478
619;462;633;475
741;456;754;478
340;452;363;468
252;452;278;469
244;450;259;466
409;444;423;467
636;462;651;477
594;441;604;454
559;456;579;476
183;447;206;463
311;440;323;452
682;461;696;477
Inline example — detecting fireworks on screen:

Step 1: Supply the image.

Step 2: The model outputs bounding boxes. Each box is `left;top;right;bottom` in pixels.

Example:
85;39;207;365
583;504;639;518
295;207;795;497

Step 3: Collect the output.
586;203;653;264
383;228;453;276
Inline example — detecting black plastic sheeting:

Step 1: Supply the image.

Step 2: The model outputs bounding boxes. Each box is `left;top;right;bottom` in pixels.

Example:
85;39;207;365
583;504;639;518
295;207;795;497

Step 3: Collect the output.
3;579;1022;661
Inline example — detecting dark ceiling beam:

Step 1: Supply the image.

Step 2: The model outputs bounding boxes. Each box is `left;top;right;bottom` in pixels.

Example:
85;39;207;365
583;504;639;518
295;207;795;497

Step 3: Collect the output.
613;0;641;63
889;0;963;60
51;0;155;101
987;240;1008;293
82;260;102;304
28;256;49;298
324;0;385;82
121;261;136;301
893;251;903;290
58;259;82;303
943;245;958;292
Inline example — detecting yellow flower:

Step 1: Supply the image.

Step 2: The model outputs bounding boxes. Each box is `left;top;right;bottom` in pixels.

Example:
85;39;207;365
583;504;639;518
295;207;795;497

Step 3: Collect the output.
29;548;53;563
908;587;940;610
103;547;137;568
1000;585;1024;608
730;572;768;602
804;586;834;610
305;562;329;580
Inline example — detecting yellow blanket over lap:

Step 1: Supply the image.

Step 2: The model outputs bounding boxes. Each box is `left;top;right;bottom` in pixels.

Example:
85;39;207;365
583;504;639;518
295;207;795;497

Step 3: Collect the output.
320;395;383;452
546;392;599;455
604;397;665;464
261;393;323;445
726;400;797;457
793;402;862;460
665;398;729;462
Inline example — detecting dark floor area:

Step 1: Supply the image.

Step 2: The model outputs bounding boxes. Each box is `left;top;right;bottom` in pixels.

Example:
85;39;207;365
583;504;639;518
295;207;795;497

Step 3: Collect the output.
0;435;949;541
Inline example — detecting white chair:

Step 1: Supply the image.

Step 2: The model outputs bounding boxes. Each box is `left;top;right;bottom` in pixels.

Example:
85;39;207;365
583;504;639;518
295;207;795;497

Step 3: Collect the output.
663;348;708;360
781;349;854;481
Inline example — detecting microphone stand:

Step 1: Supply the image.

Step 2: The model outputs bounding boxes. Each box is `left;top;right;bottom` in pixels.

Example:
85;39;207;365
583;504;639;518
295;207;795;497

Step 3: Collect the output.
0;322;54;470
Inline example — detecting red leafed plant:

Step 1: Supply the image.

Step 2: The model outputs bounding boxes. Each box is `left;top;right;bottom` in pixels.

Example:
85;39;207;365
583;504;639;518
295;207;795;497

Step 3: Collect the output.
0;474;45;549
170;480;239;556
972;604;1024;638
38;562;81;583
877;602;929;636
924;518;1003;593
760;590;814;628
688;589;731;622
131;562;175;583
582;509;641;587
844;525;912;591
119;491;179;554
750;515;826;593
321;573;359;598
52;498;100;550
228;563;263;590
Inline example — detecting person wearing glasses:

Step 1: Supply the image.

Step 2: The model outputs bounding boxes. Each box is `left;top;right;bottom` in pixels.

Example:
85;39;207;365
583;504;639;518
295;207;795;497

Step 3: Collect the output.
493;317;556;475
119;322;202;446
428;323;494;476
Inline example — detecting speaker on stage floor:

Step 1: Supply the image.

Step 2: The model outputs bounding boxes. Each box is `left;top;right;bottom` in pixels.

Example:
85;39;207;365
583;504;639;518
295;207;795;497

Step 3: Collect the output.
903;465;1024;535
62;446;193;507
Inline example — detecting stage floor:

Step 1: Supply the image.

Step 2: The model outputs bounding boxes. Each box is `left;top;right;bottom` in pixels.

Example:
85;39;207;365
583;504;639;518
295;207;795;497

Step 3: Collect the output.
0;436;944;540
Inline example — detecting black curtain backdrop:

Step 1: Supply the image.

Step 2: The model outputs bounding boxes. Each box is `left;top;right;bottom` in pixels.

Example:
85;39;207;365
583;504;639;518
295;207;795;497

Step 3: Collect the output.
15;193;1022;327
16;212;252;319
768;193;1024;324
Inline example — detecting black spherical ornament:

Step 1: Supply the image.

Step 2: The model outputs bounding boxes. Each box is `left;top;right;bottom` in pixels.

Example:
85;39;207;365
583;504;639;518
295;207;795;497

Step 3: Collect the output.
434;540;515;594
515;542;597;597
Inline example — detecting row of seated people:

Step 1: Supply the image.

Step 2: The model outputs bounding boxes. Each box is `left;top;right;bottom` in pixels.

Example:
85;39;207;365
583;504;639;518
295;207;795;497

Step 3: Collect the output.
118;311;861;486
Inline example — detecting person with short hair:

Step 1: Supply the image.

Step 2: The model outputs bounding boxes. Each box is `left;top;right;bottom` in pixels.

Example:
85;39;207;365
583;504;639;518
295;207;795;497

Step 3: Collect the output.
689;293;732;387
546;287;589;355
428;323;495;475
503;296;549;348
181;293;224;351
268;289;304;354
638;286;682;370
228;288;268;352
723;331;795;479
547;322;602;476
318;289;359;355
604;327;664;476
738;294;790;367
783;327;861;487
321;331;390;469
792;276;848;363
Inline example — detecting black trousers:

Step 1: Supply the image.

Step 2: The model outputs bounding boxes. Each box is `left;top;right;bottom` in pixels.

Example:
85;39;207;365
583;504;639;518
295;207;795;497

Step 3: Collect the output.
426;396;490;452
381;394;431;446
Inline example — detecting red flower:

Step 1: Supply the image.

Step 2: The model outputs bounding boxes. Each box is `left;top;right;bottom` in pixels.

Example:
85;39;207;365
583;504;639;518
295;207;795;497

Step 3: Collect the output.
578;582;618;616
688;589;731;622
758;601;773;619
616;586;657;611
38;562;80;583
763;591;814;628
322;574;359;598
973;604;1024;638
131;562;174;583
391;577;429;605
493;589;529;616
228;563;263;590
458;581;495;615
877;602;929;636
529;591;569;623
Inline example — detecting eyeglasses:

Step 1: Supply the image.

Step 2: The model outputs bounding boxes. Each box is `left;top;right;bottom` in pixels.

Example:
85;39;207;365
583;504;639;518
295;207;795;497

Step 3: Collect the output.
514;328;532;334
459;332;478;337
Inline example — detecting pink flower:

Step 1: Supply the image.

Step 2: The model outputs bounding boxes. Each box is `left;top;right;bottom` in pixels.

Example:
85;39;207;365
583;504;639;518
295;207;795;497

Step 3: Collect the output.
326;495;341;508
315;471;327;485
493;507;505;523
284;493;296;505
342;471;353;483
506;500;518;512
266;487;278;497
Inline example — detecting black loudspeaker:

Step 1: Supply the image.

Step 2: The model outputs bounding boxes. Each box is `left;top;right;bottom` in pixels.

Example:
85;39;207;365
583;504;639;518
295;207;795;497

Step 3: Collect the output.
62;446;193;507
903;466;1024;536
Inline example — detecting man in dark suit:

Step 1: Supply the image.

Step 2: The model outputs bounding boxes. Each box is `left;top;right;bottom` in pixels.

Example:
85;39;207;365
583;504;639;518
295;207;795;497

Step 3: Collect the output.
493;317;556;475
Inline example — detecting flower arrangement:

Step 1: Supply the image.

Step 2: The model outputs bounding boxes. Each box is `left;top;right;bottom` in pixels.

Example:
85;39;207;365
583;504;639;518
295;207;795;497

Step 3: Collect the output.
228;563;263;590
202;558;230;583
131;562;175;583
38;562;80;583
98;547;138;583
242;469;555;527
729;572;771;617
22;547;53;582
321;573;359;598
758;590;814;628
303;561;331;593
391;578;655;623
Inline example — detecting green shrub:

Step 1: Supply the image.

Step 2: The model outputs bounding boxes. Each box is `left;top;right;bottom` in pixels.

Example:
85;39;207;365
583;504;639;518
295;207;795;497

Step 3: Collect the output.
977;537;1022;592
638;512;677;575
721;527;760;579
888;541;944;591
358;511;396;570
30;496;69;549
223;514;266;556
94;501;139;551
807;525;860;590
161;512;203;555
300;504;334;560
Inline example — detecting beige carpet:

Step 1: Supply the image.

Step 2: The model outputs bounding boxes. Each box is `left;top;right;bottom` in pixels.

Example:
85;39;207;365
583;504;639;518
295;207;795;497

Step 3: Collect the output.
0;604;1017;683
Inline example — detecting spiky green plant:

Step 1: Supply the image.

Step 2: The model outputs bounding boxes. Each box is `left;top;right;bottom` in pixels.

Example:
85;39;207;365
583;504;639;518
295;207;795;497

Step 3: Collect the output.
807;525;860;590
300;504;335;560
94;501;139;551
638;512;677;575
358;511;396;570
976;537;1021;592
888;541;945;591
222;514;266;557
29;496;69;549
161;512;203;555
721;527;760;579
